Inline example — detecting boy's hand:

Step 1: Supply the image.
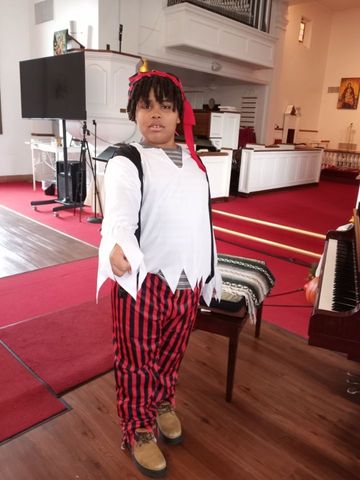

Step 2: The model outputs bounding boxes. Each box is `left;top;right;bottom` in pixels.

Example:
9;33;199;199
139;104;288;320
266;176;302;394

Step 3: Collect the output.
110;244;132;277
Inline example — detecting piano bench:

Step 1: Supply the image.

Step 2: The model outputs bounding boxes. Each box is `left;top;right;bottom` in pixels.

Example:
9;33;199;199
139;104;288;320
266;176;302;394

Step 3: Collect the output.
194;300;263;402
193;253;275;402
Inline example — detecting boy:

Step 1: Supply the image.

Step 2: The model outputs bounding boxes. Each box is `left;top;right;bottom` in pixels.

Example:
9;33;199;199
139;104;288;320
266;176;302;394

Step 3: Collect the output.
97;70;220;477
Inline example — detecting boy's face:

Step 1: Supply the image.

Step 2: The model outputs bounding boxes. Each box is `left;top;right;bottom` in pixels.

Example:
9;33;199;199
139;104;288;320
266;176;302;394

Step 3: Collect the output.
135;88;180;148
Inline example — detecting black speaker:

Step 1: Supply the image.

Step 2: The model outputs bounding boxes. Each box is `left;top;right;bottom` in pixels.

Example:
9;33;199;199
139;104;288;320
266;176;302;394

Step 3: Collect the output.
56;161;86;202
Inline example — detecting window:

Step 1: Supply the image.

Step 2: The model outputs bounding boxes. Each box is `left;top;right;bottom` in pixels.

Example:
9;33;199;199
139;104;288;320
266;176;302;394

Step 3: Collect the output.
298;17;312;48
299;18;306;43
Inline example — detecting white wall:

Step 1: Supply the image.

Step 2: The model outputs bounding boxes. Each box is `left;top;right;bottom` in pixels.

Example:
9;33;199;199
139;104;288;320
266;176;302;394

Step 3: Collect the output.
28;0;98;60
0;0;99;177
53;0;98;51
98;0;120;51
272;2;332;136
318;8;360;149
0;0;33;176
262;0;289;144
118;0;141;55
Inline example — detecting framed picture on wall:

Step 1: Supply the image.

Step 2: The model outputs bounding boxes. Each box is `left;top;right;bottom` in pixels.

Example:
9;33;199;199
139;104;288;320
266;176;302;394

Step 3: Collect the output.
337;77;360;109
53;29;68;55
53;29;85;55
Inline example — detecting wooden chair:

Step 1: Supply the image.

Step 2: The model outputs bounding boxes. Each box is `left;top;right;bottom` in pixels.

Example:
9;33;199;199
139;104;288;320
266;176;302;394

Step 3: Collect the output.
194;254;274;402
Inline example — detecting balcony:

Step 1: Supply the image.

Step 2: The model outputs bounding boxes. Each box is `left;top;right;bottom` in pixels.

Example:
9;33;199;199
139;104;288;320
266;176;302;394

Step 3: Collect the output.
167;0;272;33
164;2;276;69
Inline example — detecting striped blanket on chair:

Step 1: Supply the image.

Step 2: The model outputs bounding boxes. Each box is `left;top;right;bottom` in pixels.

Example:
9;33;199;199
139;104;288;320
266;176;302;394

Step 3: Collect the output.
210;254;275;323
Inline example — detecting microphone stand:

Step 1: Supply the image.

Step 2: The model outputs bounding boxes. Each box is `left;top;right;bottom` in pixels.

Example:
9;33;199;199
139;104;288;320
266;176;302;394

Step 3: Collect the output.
87;119;103;224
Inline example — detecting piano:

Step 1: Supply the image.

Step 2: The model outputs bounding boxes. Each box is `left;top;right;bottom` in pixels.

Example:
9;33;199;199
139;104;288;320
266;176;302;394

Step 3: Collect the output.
308;210;360;361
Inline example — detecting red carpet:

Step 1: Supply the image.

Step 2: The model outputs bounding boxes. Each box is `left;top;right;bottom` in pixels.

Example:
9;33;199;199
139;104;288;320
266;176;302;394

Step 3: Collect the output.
0;343;67;444
213;213;324;265
0;257;112;328
215;180;357;235
0;296;113;394
0;257;114;442
213;180;357;266
0;182;101;247
1;180;357;338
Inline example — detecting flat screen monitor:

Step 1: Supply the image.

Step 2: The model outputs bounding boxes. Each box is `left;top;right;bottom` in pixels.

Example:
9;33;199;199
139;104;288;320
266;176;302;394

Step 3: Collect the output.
19;51;86;120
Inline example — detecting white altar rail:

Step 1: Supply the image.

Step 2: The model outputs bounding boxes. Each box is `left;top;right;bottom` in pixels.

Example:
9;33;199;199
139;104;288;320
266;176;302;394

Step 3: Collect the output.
322;149;360;170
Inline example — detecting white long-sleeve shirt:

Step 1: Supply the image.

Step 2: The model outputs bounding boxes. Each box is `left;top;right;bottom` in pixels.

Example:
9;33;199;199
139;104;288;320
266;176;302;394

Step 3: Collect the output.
97;142;221;304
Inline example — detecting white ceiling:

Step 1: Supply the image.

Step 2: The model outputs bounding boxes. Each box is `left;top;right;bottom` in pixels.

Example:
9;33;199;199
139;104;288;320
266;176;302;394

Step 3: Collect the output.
288;0;360;11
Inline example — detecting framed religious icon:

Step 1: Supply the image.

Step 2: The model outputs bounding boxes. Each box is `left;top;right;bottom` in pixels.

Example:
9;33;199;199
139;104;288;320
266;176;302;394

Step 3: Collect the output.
53;29;68;55
337;77;360;109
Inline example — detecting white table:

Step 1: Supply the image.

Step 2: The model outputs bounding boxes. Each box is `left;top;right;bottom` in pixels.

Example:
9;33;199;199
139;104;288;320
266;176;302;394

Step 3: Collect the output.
29;140;81;190
238;147;323;194
198;150;232;198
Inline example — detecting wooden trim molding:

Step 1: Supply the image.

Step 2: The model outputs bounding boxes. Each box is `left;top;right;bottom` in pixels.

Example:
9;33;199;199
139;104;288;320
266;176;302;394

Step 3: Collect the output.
0;175;32;183
68;48;141;60
198;151;229;157
31;132;55;137
274;127;319;133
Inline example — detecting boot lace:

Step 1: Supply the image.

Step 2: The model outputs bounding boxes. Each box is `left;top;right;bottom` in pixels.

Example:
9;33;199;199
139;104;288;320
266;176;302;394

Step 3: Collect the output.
135;430;155;446
158;402;174;416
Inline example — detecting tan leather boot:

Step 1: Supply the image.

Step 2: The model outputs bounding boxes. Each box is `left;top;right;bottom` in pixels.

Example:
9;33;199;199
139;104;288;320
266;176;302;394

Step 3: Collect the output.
132;428;167;478
156;402;183;445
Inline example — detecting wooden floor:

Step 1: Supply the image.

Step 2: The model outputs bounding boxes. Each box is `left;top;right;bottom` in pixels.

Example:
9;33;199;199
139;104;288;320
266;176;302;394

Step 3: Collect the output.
0;206;97;278
1;208;360;479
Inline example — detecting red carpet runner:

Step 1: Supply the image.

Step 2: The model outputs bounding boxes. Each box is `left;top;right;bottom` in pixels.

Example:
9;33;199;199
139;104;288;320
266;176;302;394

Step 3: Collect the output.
0;296;113;394
0;343;67;444
0;257;108;328
0;256;113;443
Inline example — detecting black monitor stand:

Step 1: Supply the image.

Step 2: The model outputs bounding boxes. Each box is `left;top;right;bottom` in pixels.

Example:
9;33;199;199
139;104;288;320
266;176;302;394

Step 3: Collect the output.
30;119;84;217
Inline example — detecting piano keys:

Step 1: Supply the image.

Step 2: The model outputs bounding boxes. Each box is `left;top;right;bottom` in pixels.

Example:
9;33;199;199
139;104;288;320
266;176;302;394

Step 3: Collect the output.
308;218;360;360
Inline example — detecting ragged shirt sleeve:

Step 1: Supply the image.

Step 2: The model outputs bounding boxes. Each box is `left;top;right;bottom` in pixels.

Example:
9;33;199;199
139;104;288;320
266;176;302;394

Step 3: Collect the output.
97;155;145;299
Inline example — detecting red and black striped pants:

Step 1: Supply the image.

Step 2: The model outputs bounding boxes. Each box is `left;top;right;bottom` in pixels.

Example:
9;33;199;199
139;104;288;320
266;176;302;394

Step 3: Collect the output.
111;273;201;448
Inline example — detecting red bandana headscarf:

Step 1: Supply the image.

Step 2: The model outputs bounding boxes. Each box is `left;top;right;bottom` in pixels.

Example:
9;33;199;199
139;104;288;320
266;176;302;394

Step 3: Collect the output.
128;70;206;172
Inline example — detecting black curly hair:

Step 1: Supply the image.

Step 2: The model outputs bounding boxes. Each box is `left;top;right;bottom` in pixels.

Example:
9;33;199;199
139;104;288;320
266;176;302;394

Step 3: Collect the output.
127;74;184;122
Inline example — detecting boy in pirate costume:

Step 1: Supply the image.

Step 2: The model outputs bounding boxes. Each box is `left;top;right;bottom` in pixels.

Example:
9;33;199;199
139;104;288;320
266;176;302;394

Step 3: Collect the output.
97;70;221;477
